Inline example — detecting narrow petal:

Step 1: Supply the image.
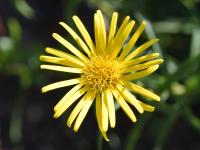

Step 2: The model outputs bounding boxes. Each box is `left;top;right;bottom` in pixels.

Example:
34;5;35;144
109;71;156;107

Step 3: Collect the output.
40;55;70;66
53;86;88;118
72;16;95;53
96;93;109;141
97;10;106;52
45;47;84;67
123;38;159;63
115;16;130;38
67;93;88;127
119;21;146;60
112;89;137;122
54;84;83;111
116;84;144;113
137;100;155;112
121;53;160;68
106;16;130;52
121;59;163;73
94;13;101;53
52;33;89;62
40;65;82;73
73;92;95;132
111;20;135;59
108;12;118;46
59;22;91;56
105;89;116;128
41;78;81;93
123;81;160;101
124;65;159;81
101;92;109;132
100;131;109;142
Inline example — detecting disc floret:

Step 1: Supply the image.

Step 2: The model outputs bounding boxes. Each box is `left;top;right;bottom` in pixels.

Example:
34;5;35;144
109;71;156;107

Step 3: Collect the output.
82;55;121;92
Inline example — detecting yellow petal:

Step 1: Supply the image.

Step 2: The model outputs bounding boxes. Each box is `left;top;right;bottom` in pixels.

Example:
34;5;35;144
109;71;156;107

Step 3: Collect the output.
108;12;118;46
59;22;91;56
112;89;137;122
97;10;106;52
123;38;159;63
116;84;144;114
73;92;95;132
52;33;89;62
105;89;116;128
101;92;109;132
123;81;160;101
137;100;155;112
111;20;135;59
119;21;146;60
40;65;82;73
121;53;160;68
53;86;88;118
96;93;110;141
121;59;164;73
45;47;84;67
39;55;69;66
124;65;159;81
54;84;83;111
96;93;101;127
115;16;130;38
94;13;101;53
101;131;109;142
72;16;95;53
106;16;130;52
41;78;81;93
67;93;88;127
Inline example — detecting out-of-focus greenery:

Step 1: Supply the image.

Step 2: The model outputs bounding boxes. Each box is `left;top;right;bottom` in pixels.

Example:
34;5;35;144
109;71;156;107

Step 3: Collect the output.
0;0;200;150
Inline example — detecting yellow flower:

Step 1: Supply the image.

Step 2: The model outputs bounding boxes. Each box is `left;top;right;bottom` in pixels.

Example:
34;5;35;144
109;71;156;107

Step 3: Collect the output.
40;10;163;141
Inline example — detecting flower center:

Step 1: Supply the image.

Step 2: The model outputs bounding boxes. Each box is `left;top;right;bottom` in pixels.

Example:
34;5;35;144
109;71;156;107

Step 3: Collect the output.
82;55;121;92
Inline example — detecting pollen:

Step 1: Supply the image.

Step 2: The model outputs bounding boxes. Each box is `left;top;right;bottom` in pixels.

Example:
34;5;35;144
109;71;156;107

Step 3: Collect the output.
82;55;121;92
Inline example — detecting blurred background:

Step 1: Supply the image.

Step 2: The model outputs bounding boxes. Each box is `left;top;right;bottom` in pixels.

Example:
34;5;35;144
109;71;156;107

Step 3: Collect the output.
0;0;200;149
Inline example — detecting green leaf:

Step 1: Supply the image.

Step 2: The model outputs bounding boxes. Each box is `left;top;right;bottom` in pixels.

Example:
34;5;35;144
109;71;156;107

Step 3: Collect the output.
7;18;21;43
14;0;35;18
190;27;200;57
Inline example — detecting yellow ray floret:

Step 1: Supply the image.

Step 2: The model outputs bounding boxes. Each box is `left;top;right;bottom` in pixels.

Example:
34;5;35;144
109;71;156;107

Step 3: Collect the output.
116;84;144;114
119;21;146;60
67;93;90;128
121;59;163;73
54;84;83;111
40;10;163;141
40;65;82;73
105;89;116;128
112;89;137;123
73;92;95;132
45;47;85;67
101;92;109;132
108;12;118;45
123;38;159;63
41;78;81;93
124;65;160;81
59;22;91;56
52;33;89;62
96;93;109;141
122;53;160;68
72;16;95;53
53;86;89;118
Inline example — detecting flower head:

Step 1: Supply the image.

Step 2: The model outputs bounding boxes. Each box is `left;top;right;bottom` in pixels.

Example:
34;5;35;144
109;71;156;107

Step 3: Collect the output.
40;10;163;141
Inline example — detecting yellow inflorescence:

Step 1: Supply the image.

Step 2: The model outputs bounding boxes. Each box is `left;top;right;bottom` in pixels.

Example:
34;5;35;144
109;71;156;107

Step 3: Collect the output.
40;10;163;141
82;55;121;92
